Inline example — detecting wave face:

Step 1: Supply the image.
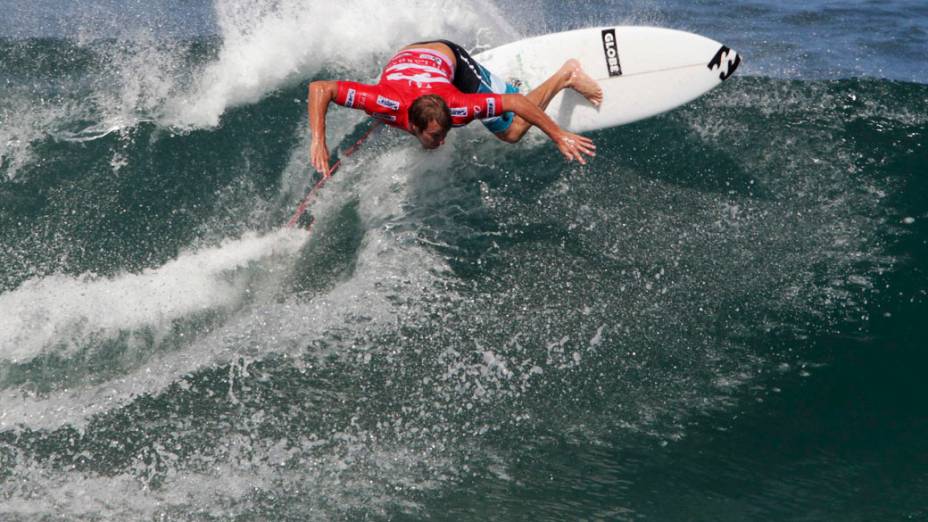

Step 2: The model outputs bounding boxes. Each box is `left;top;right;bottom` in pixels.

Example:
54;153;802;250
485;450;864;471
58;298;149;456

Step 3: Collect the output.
1;1;927;520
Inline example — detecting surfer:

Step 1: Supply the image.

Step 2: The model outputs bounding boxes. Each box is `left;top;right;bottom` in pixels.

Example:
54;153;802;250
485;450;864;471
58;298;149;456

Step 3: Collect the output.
308;40;603;176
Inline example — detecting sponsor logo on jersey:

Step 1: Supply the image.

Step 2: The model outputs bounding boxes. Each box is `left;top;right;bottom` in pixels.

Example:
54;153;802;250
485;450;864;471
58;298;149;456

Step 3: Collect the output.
450;107;468;118
601;29;622;77
486;97;496;118
376;95;400;111
371;112;397;122
345;88;356;108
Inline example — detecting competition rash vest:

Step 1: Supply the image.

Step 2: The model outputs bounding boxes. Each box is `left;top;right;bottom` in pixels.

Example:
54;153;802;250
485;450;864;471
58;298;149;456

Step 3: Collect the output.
333;48;505;131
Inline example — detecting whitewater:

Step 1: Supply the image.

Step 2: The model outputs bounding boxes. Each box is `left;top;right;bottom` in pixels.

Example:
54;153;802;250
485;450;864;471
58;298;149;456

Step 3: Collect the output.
1;0;926;520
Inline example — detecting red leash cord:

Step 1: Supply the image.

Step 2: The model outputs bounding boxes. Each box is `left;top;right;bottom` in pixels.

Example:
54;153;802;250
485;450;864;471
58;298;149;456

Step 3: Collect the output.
286;122;382;229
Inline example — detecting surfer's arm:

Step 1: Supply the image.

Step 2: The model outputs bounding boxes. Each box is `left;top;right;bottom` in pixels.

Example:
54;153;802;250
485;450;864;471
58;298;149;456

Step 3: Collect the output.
308;80;343;176
501;94;596;164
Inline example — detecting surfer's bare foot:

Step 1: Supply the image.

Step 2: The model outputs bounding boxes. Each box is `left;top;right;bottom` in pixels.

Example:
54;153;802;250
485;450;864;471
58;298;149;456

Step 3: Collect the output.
561;59;603;107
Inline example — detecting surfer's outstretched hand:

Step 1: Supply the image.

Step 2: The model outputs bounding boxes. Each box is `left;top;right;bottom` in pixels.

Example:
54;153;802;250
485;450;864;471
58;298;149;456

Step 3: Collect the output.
311;139;331;177
555;131;596;165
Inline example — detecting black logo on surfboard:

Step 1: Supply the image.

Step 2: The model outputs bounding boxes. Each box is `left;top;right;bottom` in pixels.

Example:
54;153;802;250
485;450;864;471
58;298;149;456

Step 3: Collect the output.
601;29;622;77
708;46;741;81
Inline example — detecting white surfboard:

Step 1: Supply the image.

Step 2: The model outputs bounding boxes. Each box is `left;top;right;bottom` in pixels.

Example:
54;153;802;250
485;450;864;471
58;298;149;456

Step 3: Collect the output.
474;26;741;132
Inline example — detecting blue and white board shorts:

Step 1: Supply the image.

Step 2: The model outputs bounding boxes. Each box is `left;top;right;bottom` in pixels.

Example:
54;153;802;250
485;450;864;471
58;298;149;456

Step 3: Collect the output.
470;63;521;134
414;39;521;134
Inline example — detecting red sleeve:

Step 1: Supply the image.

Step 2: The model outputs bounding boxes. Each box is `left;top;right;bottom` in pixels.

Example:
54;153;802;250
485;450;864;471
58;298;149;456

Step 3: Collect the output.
334;81;380;112
444;92;506;125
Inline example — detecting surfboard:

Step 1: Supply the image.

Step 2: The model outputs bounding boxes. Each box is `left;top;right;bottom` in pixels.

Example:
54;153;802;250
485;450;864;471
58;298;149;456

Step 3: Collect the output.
473;26;741;132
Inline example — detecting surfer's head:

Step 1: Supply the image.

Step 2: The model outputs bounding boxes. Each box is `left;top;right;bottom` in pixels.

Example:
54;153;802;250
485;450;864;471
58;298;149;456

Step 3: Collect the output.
409;94;451;149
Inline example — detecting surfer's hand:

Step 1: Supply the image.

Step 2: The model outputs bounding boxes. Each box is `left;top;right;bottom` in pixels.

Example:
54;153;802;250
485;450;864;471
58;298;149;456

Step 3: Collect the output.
311;139;330;176
555;131;596;165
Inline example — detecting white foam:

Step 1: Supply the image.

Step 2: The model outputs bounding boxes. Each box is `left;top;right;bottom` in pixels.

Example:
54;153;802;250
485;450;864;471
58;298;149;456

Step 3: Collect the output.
0;235;444;432
0;429;453;519
0;145;452;431
0;3;520;514
3;0;519;176
0;229;308;364
166;0;518;128
0;94;83;181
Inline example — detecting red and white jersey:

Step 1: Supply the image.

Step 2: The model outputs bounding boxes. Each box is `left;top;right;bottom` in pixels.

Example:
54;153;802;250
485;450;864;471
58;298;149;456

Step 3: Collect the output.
333;48;505;132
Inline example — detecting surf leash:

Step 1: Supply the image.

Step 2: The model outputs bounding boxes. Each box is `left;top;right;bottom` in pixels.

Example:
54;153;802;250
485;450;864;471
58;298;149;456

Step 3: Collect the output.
286;121;382;229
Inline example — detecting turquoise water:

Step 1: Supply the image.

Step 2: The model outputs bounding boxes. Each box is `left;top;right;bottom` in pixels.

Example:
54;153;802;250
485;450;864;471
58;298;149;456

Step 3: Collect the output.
1;1;926;520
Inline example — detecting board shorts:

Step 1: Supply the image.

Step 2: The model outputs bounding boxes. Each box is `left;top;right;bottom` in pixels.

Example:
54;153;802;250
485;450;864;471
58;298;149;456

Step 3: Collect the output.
413;39;520;134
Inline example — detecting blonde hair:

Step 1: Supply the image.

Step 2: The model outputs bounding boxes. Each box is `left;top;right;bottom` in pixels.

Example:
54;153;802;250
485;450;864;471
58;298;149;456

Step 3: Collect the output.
409;94;451;132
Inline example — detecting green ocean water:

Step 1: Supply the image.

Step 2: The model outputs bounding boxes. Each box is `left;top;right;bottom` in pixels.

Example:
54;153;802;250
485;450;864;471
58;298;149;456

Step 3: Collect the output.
1;25;927;522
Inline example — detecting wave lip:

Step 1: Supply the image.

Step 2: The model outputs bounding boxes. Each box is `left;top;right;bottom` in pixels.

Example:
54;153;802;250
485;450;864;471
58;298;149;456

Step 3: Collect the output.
166;0;517;128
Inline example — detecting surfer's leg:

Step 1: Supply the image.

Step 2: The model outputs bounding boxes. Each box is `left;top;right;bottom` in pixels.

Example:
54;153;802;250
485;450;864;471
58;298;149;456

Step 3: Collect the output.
496;59;602;143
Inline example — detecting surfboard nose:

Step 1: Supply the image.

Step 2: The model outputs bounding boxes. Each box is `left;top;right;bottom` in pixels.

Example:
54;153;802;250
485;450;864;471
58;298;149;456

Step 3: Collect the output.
708;45;741;81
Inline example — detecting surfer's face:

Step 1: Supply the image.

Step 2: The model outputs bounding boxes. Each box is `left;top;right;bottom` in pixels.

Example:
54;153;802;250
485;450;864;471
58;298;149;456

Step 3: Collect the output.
414;120;447;149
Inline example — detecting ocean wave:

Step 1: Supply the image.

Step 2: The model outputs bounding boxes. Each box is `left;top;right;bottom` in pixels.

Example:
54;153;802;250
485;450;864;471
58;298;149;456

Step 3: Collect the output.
0;34;925;518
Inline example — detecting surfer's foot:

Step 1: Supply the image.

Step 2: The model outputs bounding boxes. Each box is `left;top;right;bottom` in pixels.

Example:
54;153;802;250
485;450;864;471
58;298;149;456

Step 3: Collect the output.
561;59;603;107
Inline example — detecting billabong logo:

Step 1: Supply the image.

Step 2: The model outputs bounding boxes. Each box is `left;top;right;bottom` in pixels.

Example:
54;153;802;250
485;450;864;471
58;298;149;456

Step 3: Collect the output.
376;95;400;111
345;88;356;108
486;97;496;118
450;107;468;118
601;28;622;77
707;46;741;81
